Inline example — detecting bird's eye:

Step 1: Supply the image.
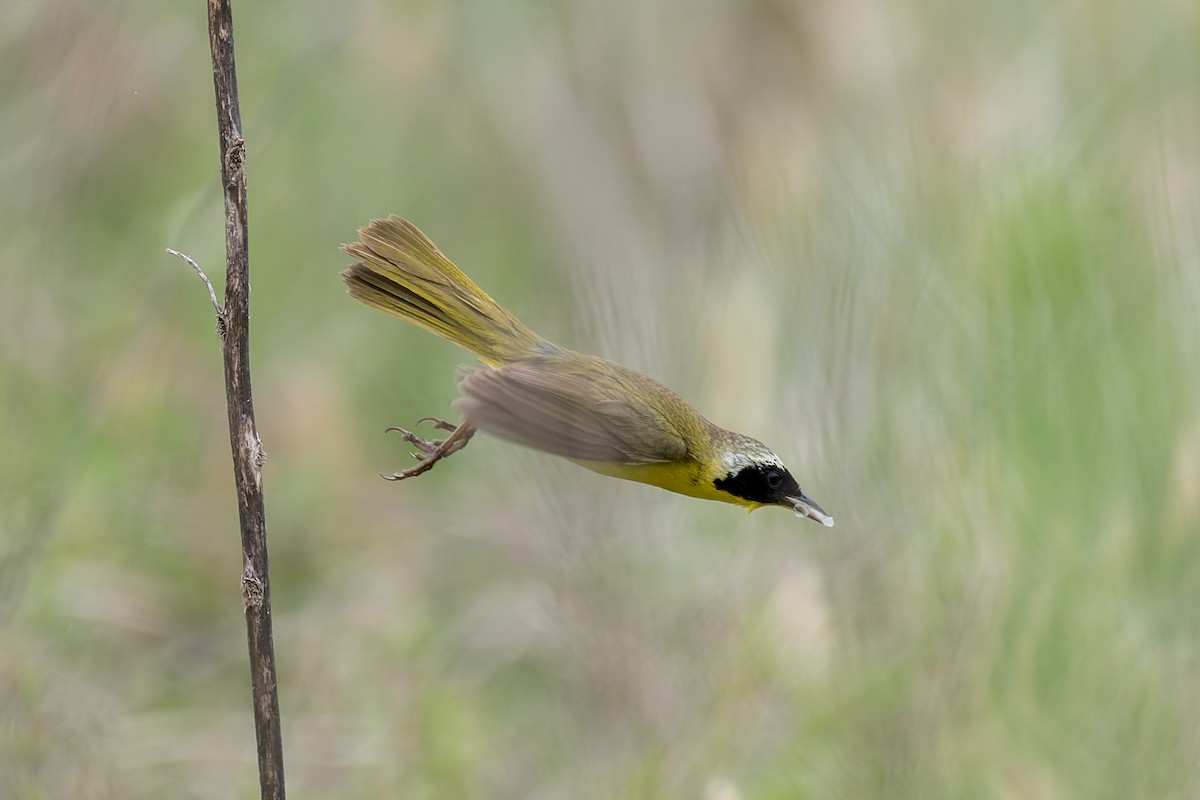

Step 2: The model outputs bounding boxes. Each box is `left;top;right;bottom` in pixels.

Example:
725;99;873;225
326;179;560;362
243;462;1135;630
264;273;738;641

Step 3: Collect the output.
765;470;782;489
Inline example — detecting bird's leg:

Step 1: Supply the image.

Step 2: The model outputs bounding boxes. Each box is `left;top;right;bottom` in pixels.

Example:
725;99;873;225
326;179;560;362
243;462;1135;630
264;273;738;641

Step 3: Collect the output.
382;417;477;481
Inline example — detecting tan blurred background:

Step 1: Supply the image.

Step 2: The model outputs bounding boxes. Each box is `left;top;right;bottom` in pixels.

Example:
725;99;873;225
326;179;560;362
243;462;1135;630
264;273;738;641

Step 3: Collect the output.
3;0;1199;797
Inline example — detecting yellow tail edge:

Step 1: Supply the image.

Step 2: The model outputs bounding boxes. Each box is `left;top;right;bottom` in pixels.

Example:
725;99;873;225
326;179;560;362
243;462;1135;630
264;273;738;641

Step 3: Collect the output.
341;216;546;367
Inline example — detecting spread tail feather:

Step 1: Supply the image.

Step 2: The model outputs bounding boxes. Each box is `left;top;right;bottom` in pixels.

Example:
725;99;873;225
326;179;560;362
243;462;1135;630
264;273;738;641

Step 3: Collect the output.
341;216;545;366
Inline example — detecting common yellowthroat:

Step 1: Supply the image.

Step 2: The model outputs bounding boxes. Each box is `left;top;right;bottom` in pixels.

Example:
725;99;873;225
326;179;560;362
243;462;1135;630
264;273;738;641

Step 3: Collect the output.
342;216;833;525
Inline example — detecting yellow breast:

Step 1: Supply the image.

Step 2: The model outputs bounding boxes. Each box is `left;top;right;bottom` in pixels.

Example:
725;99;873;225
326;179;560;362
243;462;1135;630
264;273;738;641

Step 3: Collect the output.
573;458;758;509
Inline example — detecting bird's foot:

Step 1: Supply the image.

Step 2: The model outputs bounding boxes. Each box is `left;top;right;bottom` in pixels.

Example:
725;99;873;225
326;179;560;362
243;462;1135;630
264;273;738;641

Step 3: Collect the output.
382;418;476;481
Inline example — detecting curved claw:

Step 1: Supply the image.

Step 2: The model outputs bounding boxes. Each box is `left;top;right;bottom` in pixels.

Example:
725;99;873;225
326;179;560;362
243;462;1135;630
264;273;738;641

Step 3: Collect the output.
385;426;441;454
416;416;458;432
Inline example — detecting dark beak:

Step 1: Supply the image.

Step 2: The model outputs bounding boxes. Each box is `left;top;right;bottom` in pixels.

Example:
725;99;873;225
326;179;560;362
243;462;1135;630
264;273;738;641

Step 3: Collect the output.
785;492;834;527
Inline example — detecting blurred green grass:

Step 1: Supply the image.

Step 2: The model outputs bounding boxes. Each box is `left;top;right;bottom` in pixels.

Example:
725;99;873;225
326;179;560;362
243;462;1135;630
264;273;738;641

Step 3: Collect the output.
2;0;1199;797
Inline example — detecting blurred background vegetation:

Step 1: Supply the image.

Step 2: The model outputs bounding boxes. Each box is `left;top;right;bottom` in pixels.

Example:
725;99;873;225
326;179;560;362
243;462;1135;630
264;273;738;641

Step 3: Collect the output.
2;0;1199;797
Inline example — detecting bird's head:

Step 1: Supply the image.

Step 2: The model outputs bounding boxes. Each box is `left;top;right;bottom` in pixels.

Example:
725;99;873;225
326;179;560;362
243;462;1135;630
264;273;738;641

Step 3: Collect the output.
711;434;834;526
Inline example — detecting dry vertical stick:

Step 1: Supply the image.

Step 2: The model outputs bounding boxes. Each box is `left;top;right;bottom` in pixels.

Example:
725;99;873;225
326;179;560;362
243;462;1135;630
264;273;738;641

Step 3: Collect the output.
168;0;286;797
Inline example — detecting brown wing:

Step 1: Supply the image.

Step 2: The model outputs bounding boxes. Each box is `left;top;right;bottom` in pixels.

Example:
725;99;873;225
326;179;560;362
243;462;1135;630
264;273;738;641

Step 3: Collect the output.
453;364;689;464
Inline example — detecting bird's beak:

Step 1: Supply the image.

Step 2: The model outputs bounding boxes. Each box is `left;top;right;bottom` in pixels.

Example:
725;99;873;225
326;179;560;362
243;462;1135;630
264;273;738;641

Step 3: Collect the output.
786;493;834;527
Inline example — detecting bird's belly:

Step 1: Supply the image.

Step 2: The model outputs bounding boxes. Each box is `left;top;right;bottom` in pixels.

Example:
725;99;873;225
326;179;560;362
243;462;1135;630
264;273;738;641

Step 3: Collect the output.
573;459;745;506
